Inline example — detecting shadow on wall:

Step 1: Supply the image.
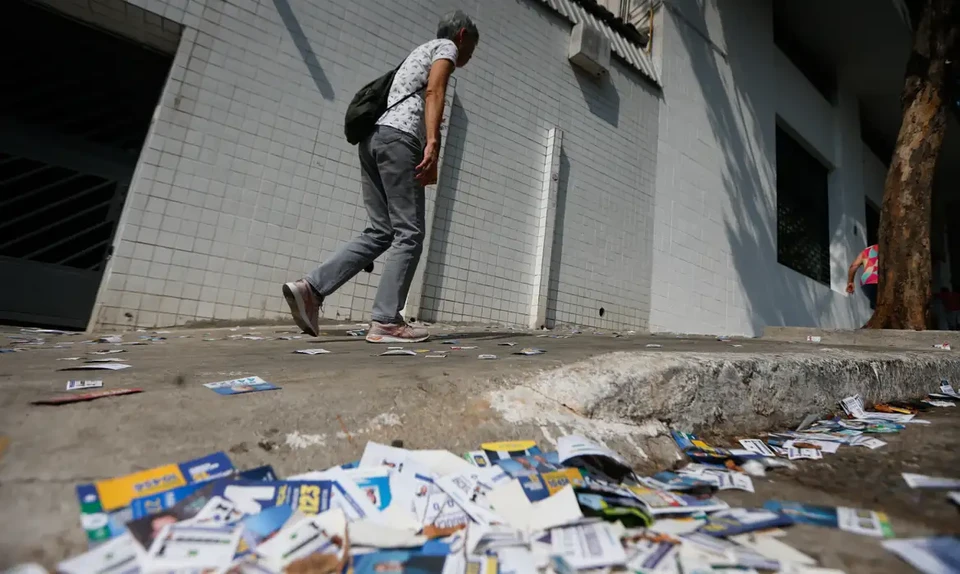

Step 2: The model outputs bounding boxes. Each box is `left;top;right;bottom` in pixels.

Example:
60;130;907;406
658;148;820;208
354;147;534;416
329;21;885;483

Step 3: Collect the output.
272;0;335;100
545;146;571;327
573;67;621;128
670;0;860;333
419;93;469;322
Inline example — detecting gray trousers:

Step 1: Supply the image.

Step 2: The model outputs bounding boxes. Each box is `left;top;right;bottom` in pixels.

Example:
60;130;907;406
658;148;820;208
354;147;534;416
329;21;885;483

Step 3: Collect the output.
306;125;426;324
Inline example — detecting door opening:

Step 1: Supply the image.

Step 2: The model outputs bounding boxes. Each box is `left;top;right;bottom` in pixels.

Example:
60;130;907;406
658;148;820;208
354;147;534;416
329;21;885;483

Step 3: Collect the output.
0;0;178;328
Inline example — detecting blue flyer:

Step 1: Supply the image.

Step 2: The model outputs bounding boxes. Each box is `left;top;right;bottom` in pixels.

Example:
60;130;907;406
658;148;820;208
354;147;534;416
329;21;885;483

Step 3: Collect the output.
130;465;276;520
203;376;280;396
699;507;794;537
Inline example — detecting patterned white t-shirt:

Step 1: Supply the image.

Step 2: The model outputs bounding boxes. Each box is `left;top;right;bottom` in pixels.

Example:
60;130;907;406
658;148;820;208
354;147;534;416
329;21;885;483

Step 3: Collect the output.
376;39;458;146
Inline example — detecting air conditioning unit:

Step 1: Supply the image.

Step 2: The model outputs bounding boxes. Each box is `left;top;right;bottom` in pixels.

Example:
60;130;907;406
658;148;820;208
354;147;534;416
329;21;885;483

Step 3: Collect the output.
568;22;610;77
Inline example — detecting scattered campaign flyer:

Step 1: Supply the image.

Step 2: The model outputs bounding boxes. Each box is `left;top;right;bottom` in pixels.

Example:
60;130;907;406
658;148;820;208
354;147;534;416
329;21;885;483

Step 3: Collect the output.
624;532;680;572
129;465;276;520
699;507;793;537
76;451;234;544
255;510;347;572
640;471;716;494
739;438;776;457
625;485;729;516
882;537;960;574
551;522;628;570
203;376;279;396
784;439;840;454
787;447;823;460
57;532;139;574
902;472;960;489
495;453;560;478
513;348;546;355
939;379;960;398
557;435;628;466
464;450;492;467
33;388;143;406
352;550;448;574
949;492;960;506
763;500;894;538
851;436;887;449
715;471;755;493
144;523;242;572
66;380;103;391
294;348;330;355
59;363;131;371
481;440;541;462
839;394;867;419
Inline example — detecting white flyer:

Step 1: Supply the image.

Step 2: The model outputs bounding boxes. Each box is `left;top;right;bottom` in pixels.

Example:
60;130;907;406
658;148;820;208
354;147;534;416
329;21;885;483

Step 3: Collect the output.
358;440;410;470
145;523;242;572
191;495;245;525
57;532;140;574
715;472;755;493
787;447;822;460
939;379;960;398
923;399;956;407
60;363;131;371
488;481;583;533
729;533;816;567
882;537;960;574
551;522;628;570
254;510;345;572
294;348;330;355
949;492;960;506
89;349;126;355
557;434;628;466
66;380;103;391
851;436;887;449
739;439;775;457
625;535;680;572
839;394;866;419
784;439;840;454
836;507;891;538
902;473;960;489
435;472;505;526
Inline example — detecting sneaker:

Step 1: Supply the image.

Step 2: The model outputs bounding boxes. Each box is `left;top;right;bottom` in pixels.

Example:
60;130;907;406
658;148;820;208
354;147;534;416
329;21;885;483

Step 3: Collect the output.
282;279;321;337
365;321;429;343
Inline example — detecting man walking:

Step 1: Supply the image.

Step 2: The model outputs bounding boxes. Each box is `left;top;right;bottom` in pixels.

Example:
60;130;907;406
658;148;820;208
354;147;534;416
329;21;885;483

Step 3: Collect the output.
283;11;479;343
846;243;879;321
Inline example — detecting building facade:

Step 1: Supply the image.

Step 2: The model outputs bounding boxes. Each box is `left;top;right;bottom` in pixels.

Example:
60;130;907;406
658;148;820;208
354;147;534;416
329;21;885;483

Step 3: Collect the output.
1;0;954;336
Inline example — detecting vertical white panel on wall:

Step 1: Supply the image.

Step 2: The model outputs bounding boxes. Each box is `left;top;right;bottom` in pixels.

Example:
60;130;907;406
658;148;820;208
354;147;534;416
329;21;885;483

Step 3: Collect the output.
403;78;456;322
529;128;563;329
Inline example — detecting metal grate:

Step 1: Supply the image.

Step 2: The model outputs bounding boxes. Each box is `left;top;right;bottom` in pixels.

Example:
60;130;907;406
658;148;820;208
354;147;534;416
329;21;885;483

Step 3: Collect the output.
776;126;830;285
0;152;122;270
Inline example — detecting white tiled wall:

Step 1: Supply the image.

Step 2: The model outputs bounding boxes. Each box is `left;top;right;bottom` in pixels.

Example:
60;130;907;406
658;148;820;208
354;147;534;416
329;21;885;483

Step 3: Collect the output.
89;0;659;330
649;0;872;337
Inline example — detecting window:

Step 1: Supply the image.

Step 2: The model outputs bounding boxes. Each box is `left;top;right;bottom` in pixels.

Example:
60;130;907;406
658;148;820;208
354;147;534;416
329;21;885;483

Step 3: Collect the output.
773;4;837;102
777;125;830;285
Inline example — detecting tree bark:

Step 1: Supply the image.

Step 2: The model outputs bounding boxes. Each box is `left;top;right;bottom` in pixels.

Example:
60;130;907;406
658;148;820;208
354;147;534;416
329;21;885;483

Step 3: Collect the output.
868;0;959;330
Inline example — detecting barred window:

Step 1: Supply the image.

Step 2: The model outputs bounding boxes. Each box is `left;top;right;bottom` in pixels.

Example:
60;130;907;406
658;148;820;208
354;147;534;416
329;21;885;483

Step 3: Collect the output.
776;125;830;285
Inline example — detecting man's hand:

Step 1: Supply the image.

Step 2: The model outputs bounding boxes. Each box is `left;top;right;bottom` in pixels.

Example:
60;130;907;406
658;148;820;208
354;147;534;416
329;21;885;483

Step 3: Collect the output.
846;282;855;294
415;140;440;185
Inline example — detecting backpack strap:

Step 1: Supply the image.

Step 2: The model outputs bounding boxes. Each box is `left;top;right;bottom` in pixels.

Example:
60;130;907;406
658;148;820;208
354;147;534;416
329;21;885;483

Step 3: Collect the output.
383;59;427;113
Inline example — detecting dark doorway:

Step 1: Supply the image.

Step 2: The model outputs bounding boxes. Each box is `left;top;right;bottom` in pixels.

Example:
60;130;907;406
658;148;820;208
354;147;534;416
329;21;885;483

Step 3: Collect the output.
865;200;880;247
0;0;177;328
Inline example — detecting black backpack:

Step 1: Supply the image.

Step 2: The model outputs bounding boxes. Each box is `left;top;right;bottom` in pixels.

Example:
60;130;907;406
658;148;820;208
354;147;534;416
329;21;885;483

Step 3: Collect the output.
344;63;424;145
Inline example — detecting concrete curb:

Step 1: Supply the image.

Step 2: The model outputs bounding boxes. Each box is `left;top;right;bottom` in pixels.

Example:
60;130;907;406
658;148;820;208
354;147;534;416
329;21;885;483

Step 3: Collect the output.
490;349;960;469
763;326;960;348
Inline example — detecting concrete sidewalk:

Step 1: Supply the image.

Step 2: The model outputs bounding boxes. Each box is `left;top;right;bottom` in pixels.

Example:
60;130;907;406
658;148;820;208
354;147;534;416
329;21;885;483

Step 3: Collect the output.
1;324;959;568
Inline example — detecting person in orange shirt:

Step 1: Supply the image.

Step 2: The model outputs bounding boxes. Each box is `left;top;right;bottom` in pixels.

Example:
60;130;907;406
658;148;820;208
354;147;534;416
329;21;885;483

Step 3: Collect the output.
847;244;879;319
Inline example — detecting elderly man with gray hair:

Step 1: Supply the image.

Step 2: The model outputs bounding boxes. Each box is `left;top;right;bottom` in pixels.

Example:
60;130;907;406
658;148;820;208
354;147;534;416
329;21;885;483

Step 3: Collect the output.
283;11;479;343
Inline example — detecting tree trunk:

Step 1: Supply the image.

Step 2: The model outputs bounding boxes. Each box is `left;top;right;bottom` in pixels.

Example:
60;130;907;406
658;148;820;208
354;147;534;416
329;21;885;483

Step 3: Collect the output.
868;0;959;330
